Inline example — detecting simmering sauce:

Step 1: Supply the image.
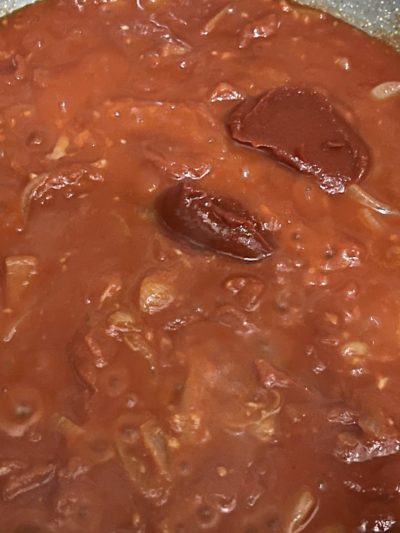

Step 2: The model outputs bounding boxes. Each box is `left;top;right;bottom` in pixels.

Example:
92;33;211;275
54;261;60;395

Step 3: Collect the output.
0;0;399;531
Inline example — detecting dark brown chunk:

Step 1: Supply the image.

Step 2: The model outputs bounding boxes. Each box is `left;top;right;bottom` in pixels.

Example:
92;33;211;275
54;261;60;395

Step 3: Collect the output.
228;86;370;194
156;182;274;261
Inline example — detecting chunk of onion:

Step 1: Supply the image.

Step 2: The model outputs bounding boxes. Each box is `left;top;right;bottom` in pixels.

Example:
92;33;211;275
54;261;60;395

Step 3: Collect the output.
347;185;400;217
20;173;48;220
249;415;276;442
224;391;281;442
2;309;31;343
115;439;147;487
55;415;84;439
124;332;157;372
115;438;169;504
108;310;137;331
140;420;170;478
0;460;26;477
371;81;400;100
139;272;175;315
359;208;386;232
5;255;38;309
201;4;234;35
287;491;318;533
46;135;69;160
341;341;369;359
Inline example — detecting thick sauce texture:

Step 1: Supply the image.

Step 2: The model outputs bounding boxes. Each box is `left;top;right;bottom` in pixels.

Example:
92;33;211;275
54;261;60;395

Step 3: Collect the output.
0;0;399;531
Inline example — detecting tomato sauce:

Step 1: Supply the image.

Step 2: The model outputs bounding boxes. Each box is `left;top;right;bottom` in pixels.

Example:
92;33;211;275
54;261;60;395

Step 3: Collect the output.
0;0;399;531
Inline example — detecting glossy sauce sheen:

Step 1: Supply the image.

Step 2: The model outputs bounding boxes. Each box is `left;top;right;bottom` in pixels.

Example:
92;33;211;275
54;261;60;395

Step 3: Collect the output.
0;0;399;531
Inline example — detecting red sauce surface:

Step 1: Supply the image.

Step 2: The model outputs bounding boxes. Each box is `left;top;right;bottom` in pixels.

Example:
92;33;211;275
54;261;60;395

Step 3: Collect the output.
0;0;399;531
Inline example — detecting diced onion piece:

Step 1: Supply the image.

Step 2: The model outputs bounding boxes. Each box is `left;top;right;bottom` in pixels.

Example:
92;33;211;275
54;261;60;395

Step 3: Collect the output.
2;310;31;343
334;57;351;71
371;81;400;100
124;332;157;372
341;341;369;359
359;208;386;233
99;274;122;307
115;437;169;504
108;310;137;331
161;39;190;57
210;82;244;103
224;391;281;441
139;272;175;315
201;4;234;35
115;438;145;485
358;410;394;440
287;491;318;533
46;135;69;160
5;255;38;309
2;463;56;502
20;173;48;220
347;185;400;217
249;415;276;442
0;460;26;477
255;358;290;389
140;420;170;478
55;415;84;440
